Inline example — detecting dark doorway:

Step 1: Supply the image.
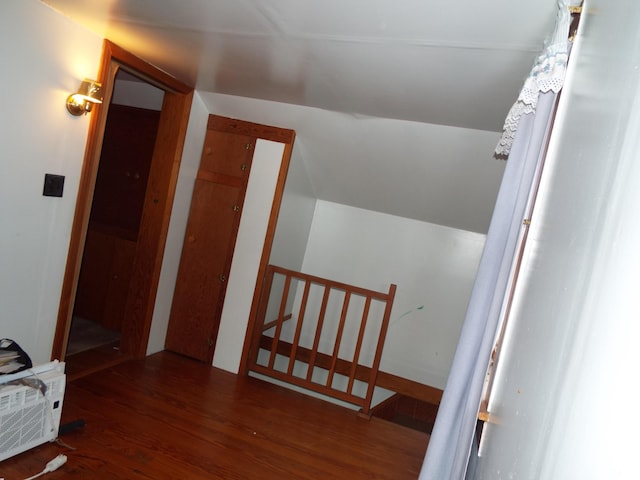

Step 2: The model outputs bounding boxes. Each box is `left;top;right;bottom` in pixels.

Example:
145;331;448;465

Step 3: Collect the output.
65;71;163;373
52;41;194;379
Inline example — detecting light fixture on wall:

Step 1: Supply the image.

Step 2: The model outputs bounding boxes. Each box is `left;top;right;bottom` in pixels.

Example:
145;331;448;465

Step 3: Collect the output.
66;79;103;116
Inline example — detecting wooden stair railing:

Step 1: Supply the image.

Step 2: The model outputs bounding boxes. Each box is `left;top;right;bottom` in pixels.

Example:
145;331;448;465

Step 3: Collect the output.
248;265;396;416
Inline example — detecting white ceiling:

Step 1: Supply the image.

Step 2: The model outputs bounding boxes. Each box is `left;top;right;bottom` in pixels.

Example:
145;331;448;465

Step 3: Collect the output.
42;0;559;232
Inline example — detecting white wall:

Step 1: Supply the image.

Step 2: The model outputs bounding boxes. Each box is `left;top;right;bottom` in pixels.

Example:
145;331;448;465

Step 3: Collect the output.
300;201;485;389
264;146;317;323
0;1;102;363
196;91;504;236
476;0;640;478
269;147;317;272
212;140;286;372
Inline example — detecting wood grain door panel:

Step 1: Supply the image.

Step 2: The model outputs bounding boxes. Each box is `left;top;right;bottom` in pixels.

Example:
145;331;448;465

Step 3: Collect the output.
164;126;254;362
200;130;252;176
165;181;244;360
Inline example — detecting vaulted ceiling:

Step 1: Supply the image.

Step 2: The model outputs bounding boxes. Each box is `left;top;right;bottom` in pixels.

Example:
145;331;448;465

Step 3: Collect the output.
42;0;559;233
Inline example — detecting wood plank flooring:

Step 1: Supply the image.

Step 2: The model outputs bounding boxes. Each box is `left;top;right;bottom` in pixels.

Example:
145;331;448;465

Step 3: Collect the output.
64;341;130;381
1;352;429;479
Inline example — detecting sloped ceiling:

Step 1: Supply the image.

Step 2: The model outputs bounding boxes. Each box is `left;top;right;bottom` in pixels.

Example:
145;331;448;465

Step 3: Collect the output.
42;0;559;232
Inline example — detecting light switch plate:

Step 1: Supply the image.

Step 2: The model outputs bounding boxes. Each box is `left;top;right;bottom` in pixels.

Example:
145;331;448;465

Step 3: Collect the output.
43;174;65;197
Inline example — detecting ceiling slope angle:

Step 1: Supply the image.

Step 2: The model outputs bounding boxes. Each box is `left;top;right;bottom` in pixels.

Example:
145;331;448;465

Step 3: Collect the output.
42;0;558;131
40;0;560;233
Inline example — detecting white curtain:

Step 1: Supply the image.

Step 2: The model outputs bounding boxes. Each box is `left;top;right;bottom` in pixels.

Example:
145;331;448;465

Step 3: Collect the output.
418;1;577;478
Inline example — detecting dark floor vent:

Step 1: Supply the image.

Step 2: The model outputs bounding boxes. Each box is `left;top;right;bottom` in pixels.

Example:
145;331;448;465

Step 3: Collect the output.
371;394;439;434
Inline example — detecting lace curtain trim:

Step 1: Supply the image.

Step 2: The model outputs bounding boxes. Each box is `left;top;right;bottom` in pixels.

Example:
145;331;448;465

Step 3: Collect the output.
495;0;576;157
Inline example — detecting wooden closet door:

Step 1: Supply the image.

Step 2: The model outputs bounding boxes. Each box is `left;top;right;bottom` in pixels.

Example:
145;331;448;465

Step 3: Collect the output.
165;129;254;362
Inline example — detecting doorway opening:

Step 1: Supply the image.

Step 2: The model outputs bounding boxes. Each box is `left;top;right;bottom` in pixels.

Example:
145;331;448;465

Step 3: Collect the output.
65;70;163;367
52;41;193;379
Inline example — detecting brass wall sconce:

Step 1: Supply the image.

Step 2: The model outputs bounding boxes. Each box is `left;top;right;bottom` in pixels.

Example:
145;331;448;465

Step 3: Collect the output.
66;79;103;116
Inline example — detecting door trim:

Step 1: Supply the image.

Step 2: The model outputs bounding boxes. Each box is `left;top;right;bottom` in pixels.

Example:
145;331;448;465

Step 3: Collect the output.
51;40;193;361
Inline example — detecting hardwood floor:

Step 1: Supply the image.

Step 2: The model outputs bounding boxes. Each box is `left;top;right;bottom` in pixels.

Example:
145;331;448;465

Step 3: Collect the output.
64;342;130;381
2;352;429;479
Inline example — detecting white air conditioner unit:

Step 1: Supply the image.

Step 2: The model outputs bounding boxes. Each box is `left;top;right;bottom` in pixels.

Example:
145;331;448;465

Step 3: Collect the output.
0;361;66;462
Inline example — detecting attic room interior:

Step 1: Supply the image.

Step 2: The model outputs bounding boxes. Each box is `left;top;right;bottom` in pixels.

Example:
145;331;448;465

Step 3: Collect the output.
7;0;640;478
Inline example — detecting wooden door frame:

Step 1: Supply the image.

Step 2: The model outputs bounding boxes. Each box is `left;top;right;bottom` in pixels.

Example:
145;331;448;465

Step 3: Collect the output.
51;40;193;361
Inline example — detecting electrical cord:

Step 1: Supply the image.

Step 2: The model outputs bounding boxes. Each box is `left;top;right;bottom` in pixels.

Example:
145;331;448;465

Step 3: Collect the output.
23;454;67;480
